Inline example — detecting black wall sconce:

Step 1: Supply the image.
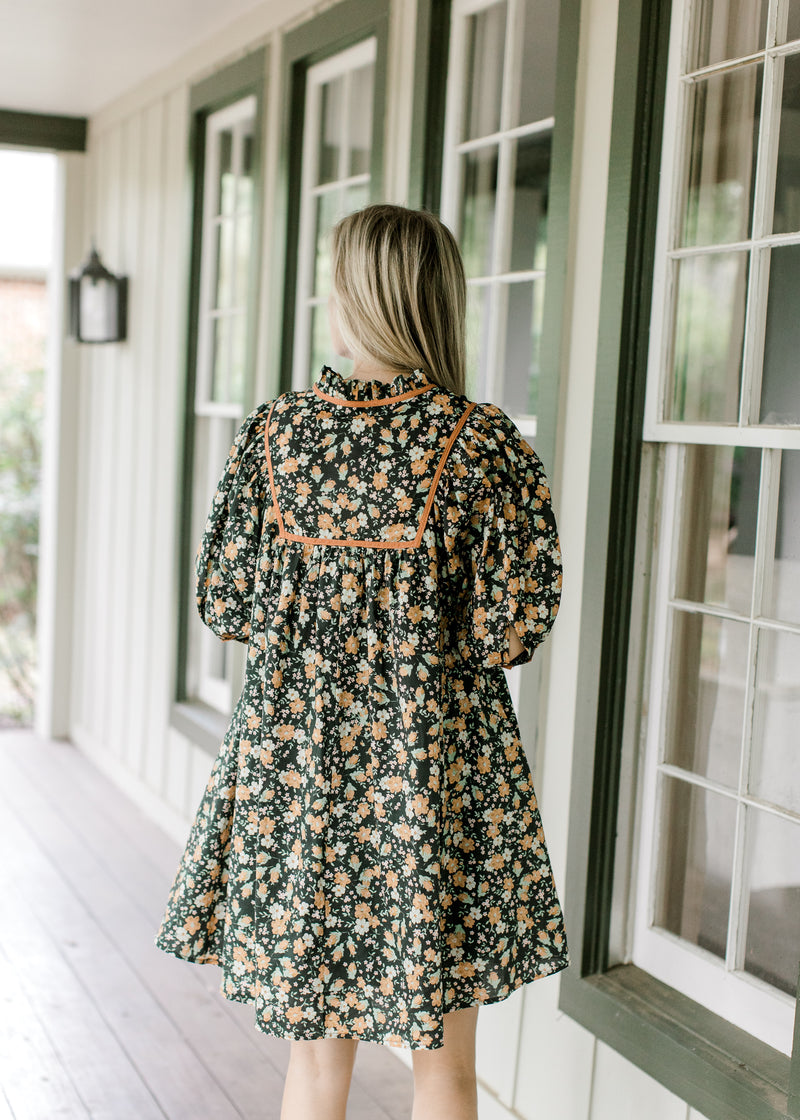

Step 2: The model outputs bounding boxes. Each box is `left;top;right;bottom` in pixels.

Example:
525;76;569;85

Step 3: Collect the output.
68;246;128;343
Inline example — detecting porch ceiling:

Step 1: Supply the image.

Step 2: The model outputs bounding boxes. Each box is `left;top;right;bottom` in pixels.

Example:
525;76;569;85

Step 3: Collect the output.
0;0;273;119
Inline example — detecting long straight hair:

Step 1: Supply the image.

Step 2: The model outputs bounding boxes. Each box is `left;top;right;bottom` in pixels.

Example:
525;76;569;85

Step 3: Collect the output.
330;204;467;395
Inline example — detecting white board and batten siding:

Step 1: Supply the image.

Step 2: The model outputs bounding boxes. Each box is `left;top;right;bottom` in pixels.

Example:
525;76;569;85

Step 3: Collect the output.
62;0;719;1116
70;83;193;843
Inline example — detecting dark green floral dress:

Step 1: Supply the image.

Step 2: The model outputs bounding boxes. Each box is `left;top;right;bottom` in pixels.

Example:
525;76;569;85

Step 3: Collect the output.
155;366;569;1050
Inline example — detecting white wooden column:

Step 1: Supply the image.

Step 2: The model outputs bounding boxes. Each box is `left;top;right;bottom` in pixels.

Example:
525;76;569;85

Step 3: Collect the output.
35;150;86;739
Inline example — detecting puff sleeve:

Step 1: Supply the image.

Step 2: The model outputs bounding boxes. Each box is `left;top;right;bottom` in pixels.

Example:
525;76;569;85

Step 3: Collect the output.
454;403;562;669
195;405;270;642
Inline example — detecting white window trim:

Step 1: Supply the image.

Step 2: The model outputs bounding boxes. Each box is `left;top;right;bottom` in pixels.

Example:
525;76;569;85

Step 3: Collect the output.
292;37;377;390
631;0;800;1056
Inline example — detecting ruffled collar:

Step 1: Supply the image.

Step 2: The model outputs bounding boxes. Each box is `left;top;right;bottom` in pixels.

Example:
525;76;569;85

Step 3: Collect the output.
314;365;434;405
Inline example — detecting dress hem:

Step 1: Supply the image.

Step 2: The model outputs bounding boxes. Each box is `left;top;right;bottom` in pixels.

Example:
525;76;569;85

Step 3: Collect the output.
153;934;570;1051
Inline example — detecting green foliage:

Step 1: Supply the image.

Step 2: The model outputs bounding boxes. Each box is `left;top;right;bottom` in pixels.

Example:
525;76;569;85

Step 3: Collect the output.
0;363;43;725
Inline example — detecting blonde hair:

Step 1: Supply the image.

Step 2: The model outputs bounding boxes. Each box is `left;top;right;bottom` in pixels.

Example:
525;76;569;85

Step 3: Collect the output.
330;204;467;395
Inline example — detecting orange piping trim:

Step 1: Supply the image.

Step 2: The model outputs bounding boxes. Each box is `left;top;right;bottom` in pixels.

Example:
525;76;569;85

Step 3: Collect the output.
410;400;476;545
312;381;435;407
279;531;421;549
263;400;287;538
265;399;477;551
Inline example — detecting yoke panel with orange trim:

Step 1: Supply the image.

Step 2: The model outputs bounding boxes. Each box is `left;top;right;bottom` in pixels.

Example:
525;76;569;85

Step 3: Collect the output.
264;370;476;550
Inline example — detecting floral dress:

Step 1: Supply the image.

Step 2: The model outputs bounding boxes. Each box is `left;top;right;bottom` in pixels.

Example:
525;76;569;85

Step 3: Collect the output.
154;365;569;1050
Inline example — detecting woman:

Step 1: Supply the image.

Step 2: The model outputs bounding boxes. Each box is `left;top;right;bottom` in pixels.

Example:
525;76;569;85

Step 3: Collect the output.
155;204;569;1120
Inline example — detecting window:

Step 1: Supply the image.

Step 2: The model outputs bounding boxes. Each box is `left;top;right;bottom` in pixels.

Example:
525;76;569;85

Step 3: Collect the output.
632;0;800;1055
440;0;559;434
558;0;798;1113
292;39;376;387
187;96;258;713
438;0;563;728
176;50;265;733
279;0;388;394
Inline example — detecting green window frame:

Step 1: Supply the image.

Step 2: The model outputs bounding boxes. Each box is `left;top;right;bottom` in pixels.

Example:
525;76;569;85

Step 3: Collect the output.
0;110;87;151
172;47;267;754
558;1;800;1117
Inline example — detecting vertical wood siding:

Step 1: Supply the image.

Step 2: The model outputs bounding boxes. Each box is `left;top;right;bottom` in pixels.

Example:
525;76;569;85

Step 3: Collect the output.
144;88;189;796
70;88;195;842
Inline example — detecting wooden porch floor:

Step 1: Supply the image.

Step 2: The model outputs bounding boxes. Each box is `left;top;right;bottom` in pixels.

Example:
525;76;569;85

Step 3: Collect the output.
0;731;414;1119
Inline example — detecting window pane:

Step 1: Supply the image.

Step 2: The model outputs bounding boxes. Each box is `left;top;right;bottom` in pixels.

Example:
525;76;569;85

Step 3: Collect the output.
205;629;228;681
210;316;231;403
654;776;736;959
779;3;800;43
768;451;800;624
679;65;761;248
749;628;800;815
234;211;251;309
674;445;759;615
189;414;240;706
309;302;333;381
215;128;234;216
517;0;558;124
463;2;507;140
348;64;374;176
668;251;747;423
760;245;800;424
318;76;345;185
313;191;340;297
214;219;235;310
663;611;748;788
345;182;369;215
237;127;254;213
465;284;492;400
688;0;767;71
772;54;800;234
509;133;550;273
229;313;246;405
312;185;370;299
459;146;499;278
500;280;544;417
743;807;800;994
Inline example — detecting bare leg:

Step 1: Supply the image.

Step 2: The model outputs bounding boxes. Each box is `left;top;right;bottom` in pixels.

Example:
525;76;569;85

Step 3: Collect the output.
411;1006;479;1120
279;1037;359;1120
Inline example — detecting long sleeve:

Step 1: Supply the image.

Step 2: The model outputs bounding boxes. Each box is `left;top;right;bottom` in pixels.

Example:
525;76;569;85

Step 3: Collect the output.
195;405;270;642
449;403;562;669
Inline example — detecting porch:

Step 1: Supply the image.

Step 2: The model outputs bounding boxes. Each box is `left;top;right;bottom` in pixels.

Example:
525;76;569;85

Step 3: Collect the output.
0;731;414;1119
